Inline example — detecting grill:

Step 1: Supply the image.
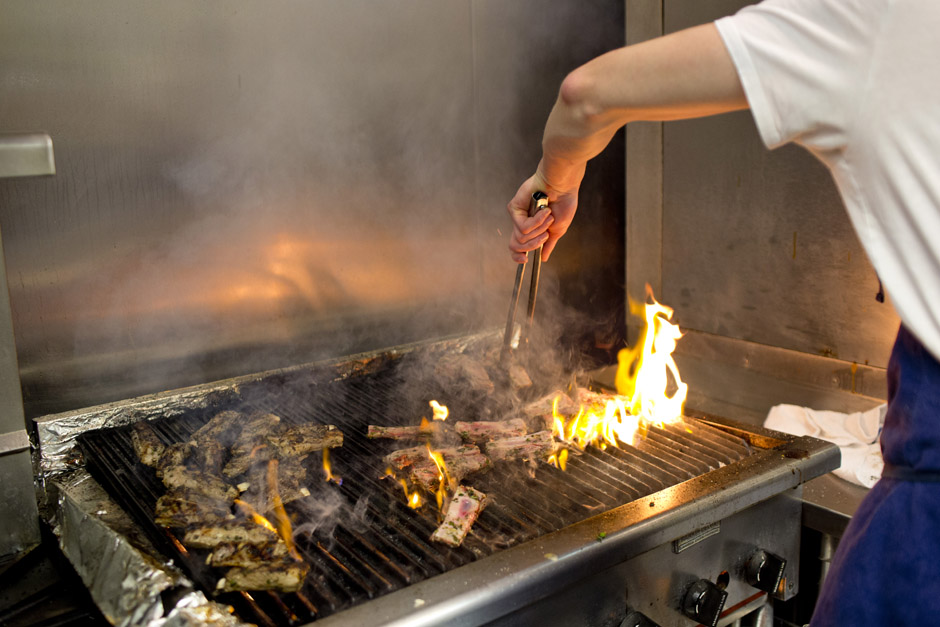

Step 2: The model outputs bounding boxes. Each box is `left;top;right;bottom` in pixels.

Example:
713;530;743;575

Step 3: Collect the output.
74;339;839;627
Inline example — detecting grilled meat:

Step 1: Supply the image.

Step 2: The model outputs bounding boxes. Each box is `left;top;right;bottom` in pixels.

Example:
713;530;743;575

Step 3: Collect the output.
153;490;234;528
454;419;526;444
242;457;310;513
228;412;282;459
217;559;308;593
383;444;431;471
409;445;490;492
156;442;191;473
517;390;579;431
485;430;556;463
434;354;494;395
430;485;487;547
507;363;533;389
208;541;290;568
161;465;238;502
186;439;226;476
223;443;274;479
130;422;166;468
267;423;343;456
182;518;280;549
190;410;248;448
367;423;439;440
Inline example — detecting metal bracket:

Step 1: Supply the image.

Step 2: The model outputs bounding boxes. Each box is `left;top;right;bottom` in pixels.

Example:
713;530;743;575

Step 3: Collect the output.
0;429;30;457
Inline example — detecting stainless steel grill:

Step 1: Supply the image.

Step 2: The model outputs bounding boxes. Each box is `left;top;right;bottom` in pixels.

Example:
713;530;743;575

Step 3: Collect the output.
74;339;838;627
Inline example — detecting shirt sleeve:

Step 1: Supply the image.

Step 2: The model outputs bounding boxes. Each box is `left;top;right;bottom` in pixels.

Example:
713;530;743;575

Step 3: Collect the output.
714;0;887;153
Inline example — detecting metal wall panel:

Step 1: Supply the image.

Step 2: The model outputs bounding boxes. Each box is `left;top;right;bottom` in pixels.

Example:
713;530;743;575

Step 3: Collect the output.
0;1;624;416
660;1;899;367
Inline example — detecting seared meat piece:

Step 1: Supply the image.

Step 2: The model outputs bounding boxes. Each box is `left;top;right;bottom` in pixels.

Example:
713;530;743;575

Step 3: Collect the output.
518;390;580;431
161;465;238;502
384;444;431;471
434;354;494;395
217;559;308;593
130;422;166;468
267;423;343;457
485;431;556;463
190;410;248;448
182;518;279;549
575;387;626;410
208;541;289;568
367;423;439;440
153;490;233;528
223;443;274;479
242;457;309;513
186;439;226;476
430;485;487;547
408;445;490;492
156;442;191;474
454;419;526;444
507;363;533;389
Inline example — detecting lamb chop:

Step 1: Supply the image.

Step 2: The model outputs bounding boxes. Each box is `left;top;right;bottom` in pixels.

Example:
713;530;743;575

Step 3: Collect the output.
408;446;490;492
485;430;556;463
383;444;432;471
241;457;310;513
182;518;280;549
507;363;533;390
190;410;248;448
161;465;238;502
430;485;487;547
222;412;282;477
208;540;290;568
434;354;494;395
367;422;440;441
516;390;580;431
267;423;344;457
217;560;309;593
130;422;165;468
454;419;526;444
153;489;234;528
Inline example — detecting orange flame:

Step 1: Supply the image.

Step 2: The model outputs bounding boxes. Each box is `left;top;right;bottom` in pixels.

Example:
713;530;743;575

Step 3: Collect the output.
426;445;452;511
266;460;303;562
553;287;687;451
322;448;342;484
429;400;449;421
234;499;278;534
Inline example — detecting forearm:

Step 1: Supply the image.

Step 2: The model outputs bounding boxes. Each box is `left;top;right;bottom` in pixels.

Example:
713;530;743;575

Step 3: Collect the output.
536;23;747;190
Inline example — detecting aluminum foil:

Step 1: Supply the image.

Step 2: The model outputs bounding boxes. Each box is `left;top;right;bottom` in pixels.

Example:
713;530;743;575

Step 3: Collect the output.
152;592;246;627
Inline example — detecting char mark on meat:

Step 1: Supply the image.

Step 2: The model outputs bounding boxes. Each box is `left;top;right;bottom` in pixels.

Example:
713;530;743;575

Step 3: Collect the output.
182;519;280;549
190;410;249;448
208;540;290;568
367;423;439;441
217;560;309;593
153;489;234;528
267;423;343;457
161;465;239;502
408;445;490;492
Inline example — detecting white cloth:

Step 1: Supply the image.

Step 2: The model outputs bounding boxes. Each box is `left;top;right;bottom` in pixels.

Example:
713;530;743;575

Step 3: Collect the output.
715;0;940;363
765;403;886;487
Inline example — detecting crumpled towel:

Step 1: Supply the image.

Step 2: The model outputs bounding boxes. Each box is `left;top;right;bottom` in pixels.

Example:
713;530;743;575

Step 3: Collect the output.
765;403;887;488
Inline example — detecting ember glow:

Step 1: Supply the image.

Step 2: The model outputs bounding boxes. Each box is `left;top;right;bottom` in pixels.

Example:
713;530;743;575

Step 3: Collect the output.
553;288;687;450
429;400;449;421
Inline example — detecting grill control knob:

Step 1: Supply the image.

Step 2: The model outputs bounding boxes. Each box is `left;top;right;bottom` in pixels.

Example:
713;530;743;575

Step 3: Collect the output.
746;549;787;594
681;579;728;627
620;609;660;627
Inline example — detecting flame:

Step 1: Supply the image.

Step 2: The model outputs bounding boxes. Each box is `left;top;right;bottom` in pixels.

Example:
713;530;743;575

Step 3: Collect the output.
429;400;449;421
397;478;424;509
265;461;303;562
234;499;278;534
553;287;687;452
322;448;342;485
426;445;452;511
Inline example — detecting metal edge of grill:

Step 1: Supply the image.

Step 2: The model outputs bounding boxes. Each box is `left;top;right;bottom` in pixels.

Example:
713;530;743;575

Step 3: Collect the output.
311;418;838;627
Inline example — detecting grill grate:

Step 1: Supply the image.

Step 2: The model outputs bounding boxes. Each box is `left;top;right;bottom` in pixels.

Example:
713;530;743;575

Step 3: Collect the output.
78;360;752;625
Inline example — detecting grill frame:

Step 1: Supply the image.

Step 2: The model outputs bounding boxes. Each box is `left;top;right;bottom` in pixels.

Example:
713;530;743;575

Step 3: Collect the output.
67;332;839;627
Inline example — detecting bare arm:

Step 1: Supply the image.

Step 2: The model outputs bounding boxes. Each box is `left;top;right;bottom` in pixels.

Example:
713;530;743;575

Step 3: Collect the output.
508;23;748;262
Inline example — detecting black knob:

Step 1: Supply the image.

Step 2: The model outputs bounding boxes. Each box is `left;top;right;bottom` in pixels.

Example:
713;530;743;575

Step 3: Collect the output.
745;549;787;594
681;579;728;627
620;609;660;627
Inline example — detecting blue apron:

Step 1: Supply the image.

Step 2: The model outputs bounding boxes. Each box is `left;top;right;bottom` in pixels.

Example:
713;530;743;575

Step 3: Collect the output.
812;326;940;626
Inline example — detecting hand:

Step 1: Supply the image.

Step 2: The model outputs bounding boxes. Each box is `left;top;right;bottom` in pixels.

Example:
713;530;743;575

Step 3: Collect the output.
506;171;580;263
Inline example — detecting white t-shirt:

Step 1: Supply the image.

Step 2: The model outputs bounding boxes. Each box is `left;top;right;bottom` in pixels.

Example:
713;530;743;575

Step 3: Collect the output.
716;0;940;362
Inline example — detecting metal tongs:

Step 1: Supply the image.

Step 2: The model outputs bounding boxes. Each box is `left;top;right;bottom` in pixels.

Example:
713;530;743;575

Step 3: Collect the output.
500;191;549;365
